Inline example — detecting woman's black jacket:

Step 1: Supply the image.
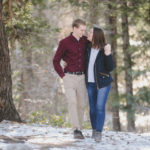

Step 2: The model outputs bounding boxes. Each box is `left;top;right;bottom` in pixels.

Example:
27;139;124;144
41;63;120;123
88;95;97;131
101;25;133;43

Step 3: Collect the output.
85;44;114;89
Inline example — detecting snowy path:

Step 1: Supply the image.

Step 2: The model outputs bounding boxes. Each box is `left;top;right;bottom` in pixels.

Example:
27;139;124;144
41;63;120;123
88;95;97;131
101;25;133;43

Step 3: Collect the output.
0;120;150;150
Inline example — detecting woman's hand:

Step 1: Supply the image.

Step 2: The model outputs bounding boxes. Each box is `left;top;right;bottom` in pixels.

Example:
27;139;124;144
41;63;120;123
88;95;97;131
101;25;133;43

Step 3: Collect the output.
104;44;111;56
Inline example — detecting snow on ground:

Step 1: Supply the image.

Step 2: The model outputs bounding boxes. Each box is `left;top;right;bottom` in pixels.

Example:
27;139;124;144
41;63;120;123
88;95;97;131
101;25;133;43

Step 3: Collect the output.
0;120;150;150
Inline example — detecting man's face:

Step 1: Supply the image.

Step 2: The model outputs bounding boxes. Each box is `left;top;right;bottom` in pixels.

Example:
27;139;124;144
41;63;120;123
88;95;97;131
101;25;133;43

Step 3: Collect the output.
73;25;86;38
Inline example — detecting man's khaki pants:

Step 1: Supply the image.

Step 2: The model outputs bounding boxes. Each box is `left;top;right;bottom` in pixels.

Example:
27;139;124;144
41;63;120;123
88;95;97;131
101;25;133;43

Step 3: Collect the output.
63;73;87;130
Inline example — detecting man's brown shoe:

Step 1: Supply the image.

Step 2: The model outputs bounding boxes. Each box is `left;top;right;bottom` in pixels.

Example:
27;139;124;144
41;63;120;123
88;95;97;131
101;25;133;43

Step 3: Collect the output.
73;129;84;139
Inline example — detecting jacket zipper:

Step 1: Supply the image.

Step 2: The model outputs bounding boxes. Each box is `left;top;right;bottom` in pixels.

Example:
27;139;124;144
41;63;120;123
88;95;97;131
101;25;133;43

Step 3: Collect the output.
94;62;99;89
86;49;90;81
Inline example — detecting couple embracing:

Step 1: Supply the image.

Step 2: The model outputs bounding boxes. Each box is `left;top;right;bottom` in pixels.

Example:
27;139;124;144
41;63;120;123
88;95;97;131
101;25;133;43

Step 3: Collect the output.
53;19;114;142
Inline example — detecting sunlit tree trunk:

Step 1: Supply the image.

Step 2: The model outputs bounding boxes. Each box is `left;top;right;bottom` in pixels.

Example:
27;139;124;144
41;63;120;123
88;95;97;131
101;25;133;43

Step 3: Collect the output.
18;39;33;120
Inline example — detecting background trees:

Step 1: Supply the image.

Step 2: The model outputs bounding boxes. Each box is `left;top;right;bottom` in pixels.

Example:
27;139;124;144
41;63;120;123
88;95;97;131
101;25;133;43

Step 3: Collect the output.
0;0;149;132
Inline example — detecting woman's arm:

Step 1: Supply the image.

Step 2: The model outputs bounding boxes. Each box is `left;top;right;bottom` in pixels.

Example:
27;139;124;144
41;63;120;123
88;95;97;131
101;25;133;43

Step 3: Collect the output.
104;44;114;72
104;54;114;72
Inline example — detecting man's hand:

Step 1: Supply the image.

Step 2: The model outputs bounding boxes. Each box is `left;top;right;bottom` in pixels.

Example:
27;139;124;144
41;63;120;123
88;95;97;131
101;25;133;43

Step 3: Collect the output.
63;61;67;68
104;44;111;56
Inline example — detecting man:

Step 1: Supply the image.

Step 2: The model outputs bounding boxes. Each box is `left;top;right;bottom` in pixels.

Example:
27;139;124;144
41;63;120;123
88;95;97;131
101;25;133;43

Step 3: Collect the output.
53;19;87;139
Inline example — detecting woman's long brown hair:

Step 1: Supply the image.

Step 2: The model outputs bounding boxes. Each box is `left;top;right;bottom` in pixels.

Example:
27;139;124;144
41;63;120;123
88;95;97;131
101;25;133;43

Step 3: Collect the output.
92;27;106;49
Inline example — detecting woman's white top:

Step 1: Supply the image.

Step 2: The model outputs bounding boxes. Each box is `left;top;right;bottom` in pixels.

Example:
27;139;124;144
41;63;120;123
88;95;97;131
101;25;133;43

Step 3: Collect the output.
88;48;99;82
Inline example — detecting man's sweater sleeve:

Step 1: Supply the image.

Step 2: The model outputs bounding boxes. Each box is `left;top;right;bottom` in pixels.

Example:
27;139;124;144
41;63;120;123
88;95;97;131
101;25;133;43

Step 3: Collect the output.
53;41;66;78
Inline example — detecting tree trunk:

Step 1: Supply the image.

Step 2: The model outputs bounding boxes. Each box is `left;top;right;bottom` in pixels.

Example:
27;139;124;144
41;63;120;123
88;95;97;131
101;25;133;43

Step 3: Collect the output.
0;0;21;122
73;0;80;17
121;0;135;131
106;0;121;131
89;0;99;24
18;39;33;120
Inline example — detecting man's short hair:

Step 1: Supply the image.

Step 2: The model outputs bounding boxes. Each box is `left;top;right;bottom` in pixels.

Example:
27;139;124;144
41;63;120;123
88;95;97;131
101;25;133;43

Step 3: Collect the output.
72;19;86;28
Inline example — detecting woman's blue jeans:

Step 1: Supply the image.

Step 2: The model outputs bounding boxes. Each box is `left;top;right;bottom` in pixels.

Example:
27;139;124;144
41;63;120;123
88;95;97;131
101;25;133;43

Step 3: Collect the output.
87;82;111;132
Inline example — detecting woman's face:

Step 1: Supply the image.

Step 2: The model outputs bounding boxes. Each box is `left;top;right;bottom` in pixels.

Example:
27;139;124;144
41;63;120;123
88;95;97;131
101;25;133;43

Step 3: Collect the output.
87;28;93;42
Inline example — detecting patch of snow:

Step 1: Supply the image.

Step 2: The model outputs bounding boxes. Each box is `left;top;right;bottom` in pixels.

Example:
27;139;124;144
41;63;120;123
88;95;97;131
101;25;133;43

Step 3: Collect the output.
0;120;150;150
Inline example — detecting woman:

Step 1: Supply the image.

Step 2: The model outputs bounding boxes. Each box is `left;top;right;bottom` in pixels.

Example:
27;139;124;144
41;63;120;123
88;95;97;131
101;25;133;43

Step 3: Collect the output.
85;27;114;142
